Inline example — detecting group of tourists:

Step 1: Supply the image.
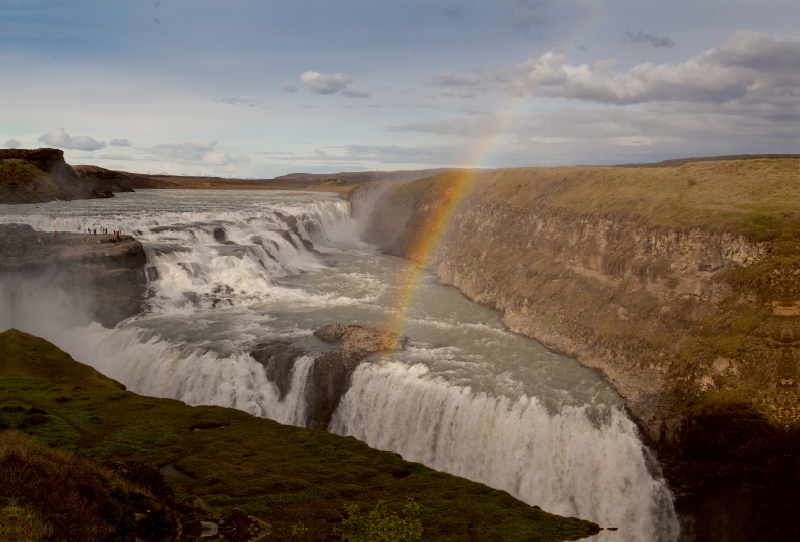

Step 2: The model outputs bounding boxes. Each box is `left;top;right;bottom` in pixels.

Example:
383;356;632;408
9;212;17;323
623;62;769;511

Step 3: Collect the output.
83;227;123;238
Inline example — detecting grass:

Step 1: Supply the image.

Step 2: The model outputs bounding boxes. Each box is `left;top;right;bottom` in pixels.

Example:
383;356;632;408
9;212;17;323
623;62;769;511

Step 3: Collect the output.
0;159;57;204
0;329;600;541
0;431;152;542
427;159;800;242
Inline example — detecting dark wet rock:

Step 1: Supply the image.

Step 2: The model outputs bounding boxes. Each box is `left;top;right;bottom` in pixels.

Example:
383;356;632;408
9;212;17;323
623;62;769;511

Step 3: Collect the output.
305;324;405;430
189;422;228;431
102;460;175;503
251;340;307;400
176;496;271;542
213;226;227;243
305;349;364;430
657;409;800;542
211;284;234;295
275;211;323;256
23;414;47;425
251;325;404;430
26;407;46;415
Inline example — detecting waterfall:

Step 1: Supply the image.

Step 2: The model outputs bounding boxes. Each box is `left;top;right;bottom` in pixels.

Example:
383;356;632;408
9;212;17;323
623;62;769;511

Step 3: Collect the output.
330;361;679;541
0;190;679;542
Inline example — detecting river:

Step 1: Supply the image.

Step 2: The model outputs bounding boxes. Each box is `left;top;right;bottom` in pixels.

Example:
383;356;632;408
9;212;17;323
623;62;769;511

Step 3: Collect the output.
0;189;680;541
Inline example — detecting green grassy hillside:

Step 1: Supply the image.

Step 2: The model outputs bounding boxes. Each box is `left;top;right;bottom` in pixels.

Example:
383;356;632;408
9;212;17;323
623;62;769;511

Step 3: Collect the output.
0;329;600;541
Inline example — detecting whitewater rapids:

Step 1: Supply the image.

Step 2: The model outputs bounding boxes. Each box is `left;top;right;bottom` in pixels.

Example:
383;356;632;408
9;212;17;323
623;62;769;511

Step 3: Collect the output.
0;189;679;541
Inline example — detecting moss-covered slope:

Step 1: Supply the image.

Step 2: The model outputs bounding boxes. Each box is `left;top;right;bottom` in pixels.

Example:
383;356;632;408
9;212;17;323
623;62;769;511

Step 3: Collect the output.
0;329;600;541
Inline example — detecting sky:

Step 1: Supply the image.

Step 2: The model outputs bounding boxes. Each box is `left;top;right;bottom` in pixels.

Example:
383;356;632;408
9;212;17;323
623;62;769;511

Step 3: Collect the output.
2;0;799;177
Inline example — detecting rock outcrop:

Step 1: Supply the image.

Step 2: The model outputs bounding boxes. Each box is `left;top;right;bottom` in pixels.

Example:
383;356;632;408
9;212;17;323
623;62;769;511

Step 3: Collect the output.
0;148;140;203
250;340;307;400
353;161;800;541
0;223;149;327
251;324;405;429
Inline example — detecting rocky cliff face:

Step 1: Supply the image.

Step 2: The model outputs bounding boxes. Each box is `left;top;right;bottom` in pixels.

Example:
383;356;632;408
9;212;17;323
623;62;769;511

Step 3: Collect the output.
353;163;800;541
0;223;149;327
0;149;136;203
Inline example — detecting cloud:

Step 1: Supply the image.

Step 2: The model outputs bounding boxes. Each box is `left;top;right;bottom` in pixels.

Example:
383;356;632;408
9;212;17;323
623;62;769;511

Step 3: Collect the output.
499;31;800;106
37;128;106;151
109;138;130;147
621;31;675;50
218;97;277;109
263;143;473;166
342;87;371;98
145;140;250;165
390;100;796;156
431;71;486;87
280;82;298;93
4;139;21;148
147;140;216;161
300;71;352;94
98;153;133;160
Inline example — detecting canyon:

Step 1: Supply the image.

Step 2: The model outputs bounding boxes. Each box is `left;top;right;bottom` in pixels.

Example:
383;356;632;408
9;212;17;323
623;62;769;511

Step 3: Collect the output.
352;160;800;541
1;158;796;540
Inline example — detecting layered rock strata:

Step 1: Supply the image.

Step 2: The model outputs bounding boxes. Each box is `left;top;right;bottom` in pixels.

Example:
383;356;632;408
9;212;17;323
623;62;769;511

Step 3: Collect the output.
352;164;800;541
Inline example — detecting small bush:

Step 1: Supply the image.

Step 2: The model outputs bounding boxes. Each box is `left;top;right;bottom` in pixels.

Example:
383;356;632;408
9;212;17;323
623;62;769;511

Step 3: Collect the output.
336;498;423;542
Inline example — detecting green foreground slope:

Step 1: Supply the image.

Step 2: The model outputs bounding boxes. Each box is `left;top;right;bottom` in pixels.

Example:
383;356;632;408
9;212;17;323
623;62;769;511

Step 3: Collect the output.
0;329;599;541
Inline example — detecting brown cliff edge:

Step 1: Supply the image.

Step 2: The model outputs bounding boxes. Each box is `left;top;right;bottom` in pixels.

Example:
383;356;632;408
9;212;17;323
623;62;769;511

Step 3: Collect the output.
0;148;147;203
352;159;800;542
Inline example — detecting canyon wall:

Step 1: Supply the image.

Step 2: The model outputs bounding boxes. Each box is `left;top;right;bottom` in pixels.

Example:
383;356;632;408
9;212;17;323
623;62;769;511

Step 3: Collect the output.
0;148;137;203
353;161;800;541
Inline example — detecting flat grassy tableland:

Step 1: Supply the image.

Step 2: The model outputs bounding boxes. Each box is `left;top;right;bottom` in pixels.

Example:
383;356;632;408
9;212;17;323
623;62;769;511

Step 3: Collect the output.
412;159;800;242
0;329;600;541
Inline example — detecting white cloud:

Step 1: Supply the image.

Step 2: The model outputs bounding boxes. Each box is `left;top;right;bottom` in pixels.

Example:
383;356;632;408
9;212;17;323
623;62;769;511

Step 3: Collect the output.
342;87;371;98
147;140;216;161
500;31;800;106
202;152;251;165
390;102;794;160
280;82;298;93
98;153;133;160
219;97;277;109
145;140;250;166
109;138;130;147
4;139;21;148
300;71;352;94
37;127;106;151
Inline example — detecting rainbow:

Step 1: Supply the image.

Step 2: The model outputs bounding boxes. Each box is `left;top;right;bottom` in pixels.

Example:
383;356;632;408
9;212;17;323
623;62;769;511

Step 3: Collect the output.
382;111;517;337
382;6;606;336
